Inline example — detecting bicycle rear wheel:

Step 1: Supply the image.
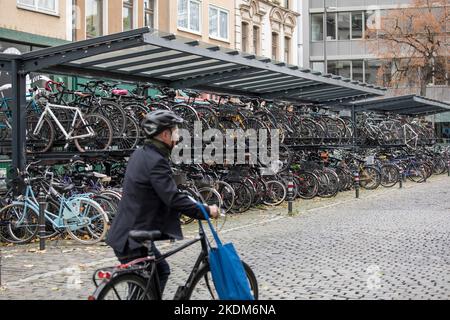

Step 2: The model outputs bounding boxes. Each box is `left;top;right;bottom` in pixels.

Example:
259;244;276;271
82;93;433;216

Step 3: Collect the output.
64;198;109;244
186;261;258;300
74;113;113;152
0;203;38;244
95;274;157;300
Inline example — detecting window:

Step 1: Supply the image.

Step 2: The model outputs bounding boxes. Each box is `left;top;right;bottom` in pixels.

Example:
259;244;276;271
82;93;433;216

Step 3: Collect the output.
144;0;155;28
86;0;103;38
272;33;279;61
17;0;57;14
178;0;201;34
352;60;364;82
351;11;363;39
123;0;133;31
242;22;249;52
337;12;350;40
328;60;351;78
365;60;381;84
365;10;378;39
326;13;336;40
209;6;229;41
284;37;291;64
311;13;323;41
253;26;260;55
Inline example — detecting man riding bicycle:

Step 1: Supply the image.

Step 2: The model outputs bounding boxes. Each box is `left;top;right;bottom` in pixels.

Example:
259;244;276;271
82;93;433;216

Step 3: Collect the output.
106;110;219;295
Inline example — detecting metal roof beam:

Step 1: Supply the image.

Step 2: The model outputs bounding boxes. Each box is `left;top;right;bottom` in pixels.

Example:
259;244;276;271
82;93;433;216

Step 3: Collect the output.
169;68;262;89
253;81;318;94
296;87;357;99
142;32;385;96
226;75;294;88
21;35;145;73
107;52;193;70
240;78;308;90
76;47;169;68
261;84;336;99
145;61;232;78
41;65;169;85
121;56;211;73
303;89;362;101
214;71;280;85
167;65;248;80
234;77;299;90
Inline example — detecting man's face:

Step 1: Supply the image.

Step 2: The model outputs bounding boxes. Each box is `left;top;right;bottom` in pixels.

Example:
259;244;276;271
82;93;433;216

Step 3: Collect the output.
160;126;180;149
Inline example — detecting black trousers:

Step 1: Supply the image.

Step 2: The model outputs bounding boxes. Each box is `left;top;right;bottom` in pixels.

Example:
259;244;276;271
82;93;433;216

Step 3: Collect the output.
114;243;171;295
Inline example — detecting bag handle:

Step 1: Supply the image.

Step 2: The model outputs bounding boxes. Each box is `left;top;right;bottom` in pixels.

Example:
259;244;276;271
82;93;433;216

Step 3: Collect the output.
196;203;223;247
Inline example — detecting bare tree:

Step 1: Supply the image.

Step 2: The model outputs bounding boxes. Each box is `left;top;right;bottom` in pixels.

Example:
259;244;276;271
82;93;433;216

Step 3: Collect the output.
366;0;449;95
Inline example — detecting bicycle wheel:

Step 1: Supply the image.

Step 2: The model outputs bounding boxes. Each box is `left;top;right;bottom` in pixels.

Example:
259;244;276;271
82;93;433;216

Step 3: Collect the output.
64;198;109;244
25;114;54;153
186;261;258;300
227;181;253;213
95;274;157;300
262;180;286;206
0;203;38;244
114;115;140;150
295;171;319;199
198;187;226;232
380;164;400;188
359;166;381;190
215;180;235;214
74;113;113;152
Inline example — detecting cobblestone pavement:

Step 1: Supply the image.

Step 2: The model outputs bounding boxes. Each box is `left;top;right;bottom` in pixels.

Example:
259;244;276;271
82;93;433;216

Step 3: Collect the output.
1;175;450;300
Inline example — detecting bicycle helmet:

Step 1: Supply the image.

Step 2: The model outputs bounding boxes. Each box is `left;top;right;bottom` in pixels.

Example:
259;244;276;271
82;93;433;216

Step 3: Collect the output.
141;110;184;137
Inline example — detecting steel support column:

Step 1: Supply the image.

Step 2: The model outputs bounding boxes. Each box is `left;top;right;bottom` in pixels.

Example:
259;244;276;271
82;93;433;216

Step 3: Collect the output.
11;59;27;174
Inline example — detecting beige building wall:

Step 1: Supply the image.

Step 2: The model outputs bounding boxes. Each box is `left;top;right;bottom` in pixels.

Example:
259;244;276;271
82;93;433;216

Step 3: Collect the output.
158;0;236;49
0;0;68;40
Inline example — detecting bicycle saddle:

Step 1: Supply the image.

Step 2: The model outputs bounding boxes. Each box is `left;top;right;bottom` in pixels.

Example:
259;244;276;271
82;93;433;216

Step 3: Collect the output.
129;230;162;242
0;83;12;92
111;89;129;96
52;183;75;192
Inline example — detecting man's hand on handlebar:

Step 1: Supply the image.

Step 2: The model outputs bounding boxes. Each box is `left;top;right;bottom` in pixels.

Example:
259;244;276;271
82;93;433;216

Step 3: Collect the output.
208;205;219;219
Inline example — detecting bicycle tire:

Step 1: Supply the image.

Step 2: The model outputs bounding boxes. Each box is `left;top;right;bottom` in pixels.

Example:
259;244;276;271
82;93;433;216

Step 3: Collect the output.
185;261;258;300
0;203;39;244
95;273;157;300
74;113;113;152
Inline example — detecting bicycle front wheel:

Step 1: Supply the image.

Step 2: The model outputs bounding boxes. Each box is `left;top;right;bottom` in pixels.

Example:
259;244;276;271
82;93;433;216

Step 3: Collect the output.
186;261;258;300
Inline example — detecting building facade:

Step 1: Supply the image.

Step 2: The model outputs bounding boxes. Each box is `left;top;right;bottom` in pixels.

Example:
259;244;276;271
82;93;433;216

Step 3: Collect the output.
235;0;300;64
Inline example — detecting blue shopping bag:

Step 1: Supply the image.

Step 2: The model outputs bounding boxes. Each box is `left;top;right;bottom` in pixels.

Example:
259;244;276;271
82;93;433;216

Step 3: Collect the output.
197;203;254;300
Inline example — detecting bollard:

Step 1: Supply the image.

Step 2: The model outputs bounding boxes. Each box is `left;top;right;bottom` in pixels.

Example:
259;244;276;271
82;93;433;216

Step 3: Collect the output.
38;188;47;251
353;171;360;199
447;160;450;176
287;170;294;214
398;168;403;189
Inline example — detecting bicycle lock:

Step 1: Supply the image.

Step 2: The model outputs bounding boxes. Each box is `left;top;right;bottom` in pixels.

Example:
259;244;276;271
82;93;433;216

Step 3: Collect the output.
38;188;47;251
353;171;360;199
287;170;294;214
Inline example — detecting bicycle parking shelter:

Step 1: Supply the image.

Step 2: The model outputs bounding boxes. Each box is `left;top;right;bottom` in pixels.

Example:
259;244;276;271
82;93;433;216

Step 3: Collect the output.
337;95;450;147
0;27;391;172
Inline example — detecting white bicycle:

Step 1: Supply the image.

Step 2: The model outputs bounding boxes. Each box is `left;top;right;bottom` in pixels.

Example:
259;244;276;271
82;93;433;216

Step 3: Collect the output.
26;102;113;153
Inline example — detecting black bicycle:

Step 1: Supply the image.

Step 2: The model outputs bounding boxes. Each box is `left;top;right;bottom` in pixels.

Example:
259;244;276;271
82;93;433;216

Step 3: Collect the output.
89;221;258;300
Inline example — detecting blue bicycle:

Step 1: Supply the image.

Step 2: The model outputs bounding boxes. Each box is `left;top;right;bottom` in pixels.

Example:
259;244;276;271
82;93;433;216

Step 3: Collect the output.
0;162;109;245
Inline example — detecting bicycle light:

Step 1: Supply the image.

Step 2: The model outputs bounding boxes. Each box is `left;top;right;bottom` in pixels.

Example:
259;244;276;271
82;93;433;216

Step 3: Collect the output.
97;271;112;280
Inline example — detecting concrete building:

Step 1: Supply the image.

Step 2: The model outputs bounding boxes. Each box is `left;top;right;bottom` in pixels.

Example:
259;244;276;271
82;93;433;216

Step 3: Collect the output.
235;0;300;64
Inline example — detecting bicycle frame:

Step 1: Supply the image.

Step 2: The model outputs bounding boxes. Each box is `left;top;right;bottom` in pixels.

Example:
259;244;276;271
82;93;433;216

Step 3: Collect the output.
93;222;211;300
33;103;95;140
